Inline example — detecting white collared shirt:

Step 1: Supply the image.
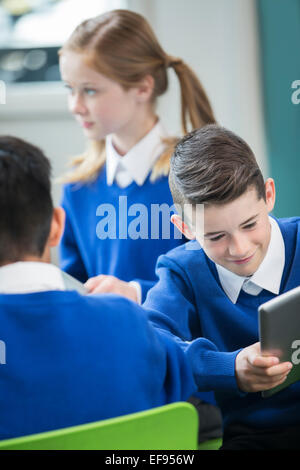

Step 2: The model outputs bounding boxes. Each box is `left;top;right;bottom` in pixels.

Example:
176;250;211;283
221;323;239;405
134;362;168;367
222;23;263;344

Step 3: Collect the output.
216;217;285;304
0;262;66;294
105;120;168;188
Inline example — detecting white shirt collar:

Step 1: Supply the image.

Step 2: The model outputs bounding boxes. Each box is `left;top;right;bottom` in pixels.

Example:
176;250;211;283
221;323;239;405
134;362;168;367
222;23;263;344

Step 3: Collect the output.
0;262;66;294
216;217;285;303
106;120;168;187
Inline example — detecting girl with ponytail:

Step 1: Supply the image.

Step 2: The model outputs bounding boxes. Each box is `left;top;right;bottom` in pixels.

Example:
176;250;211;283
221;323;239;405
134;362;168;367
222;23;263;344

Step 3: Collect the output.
58;9;216;302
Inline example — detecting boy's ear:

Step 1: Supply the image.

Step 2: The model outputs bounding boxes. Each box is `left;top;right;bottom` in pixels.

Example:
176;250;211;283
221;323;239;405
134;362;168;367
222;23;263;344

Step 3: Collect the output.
265;178;276;212
171;214;195;240
48;207;66;248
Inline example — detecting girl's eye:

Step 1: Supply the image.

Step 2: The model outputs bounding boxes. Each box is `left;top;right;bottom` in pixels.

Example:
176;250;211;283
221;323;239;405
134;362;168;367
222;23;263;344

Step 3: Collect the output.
64;84;73;93
84;88;97;96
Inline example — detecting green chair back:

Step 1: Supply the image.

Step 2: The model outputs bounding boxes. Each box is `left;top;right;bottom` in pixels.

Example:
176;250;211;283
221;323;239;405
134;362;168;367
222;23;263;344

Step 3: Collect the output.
198;437;222;450
0;402;198;450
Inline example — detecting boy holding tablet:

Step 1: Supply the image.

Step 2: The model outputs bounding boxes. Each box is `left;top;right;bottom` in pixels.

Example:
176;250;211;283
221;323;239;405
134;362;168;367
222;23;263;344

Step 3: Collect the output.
0;136;196;440
144;125;300;449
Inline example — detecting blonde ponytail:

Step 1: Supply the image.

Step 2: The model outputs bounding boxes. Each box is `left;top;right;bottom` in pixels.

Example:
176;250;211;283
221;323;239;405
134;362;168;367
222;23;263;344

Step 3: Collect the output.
151;57;216;180
167;56;216;134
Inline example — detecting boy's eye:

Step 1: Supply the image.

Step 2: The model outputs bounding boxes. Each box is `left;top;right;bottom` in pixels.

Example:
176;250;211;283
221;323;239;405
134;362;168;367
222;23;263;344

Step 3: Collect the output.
243;222;257;229
209;234;224;242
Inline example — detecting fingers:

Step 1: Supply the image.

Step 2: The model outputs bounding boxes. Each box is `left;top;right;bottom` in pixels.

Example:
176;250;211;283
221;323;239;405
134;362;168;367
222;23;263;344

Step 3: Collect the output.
84;275;101;289
248;343;292;373
84;276;138;302
251;354;280;368
85;275;114;293
249;359;293;392
249;370;291;392
251;356;292;375
236;342;294;393
262;361;293;377
240;365;292;393
248;347;293;387
251;365;292;382
246;342;278;367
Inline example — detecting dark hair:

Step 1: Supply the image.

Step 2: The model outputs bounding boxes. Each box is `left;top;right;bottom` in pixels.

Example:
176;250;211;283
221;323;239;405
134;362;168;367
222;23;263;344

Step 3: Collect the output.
169;124;265;211
0;136;53;264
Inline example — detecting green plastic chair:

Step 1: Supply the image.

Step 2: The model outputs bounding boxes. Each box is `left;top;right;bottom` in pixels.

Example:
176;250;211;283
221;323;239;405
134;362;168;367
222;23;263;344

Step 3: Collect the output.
0;402;199;450
198;437;222;450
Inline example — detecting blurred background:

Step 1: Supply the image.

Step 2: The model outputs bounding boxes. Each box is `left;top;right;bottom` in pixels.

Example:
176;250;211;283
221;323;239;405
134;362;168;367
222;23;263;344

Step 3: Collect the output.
0;0;299;227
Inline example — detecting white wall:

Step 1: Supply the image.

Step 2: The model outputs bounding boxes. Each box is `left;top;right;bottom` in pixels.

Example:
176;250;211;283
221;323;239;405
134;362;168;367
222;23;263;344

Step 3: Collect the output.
129;0;267;175
0;82;86;205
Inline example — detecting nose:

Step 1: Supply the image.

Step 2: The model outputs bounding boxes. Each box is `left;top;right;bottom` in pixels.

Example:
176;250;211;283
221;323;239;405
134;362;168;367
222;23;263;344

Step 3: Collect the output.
69;92;87;116
228;233;251;258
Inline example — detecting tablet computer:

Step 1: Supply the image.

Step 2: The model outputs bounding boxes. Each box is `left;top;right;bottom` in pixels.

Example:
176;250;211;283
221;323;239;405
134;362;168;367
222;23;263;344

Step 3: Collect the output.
258;286;300;398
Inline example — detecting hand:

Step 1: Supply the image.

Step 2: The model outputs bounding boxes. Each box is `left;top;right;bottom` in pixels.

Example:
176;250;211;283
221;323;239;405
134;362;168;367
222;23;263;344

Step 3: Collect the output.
85;275;138;302
235;342;293;393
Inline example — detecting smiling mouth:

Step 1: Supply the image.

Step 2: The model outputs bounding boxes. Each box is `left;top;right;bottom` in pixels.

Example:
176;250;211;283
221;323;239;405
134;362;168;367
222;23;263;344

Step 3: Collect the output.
231;253;255;265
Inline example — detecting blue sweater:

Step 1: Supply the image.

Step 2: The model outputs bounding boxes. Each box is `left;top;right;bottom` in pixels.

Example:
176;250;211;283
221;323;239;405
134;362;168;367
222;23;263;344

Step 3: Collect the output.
0;290;195;439
59;166;184;302
144;217;300;429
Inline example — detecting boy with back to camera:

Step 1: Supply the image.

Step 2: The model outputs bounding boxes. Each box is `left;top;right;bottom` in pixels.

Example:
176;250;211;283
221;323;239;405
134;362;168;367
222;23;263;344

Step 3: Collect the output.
143;124;300;450
0;136;196;440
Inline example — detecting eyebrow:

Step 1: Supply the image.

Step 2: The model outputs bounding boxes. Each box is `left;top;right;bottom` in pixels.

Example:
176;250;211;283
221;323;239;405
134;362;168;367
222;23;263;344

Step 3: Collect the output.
204;214;259;237
81;82;98;86
63;81;98;87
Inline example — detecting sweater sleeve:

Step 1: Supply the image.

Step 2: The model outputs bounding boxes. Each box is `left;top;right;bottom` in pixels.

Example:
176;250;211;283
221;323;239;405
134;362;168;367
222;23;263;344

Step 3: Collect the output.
143;255;240;393
59;186;88;283
86;295;197;407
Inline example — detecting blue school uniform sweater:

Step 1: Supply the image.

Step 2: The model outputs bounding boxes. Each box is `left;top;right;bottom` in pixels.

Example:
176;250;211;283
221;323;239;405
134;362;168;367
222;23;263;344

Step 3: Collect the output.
59;165;184;302
0;291;196;439
144;217;300;429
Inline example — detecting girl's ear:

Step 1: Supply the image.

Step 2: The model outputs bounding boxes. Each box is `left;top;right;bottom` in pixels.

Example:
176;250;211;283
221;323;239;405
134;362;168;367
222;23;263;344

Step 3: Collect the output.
170;214;195;240
136;74;155;102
